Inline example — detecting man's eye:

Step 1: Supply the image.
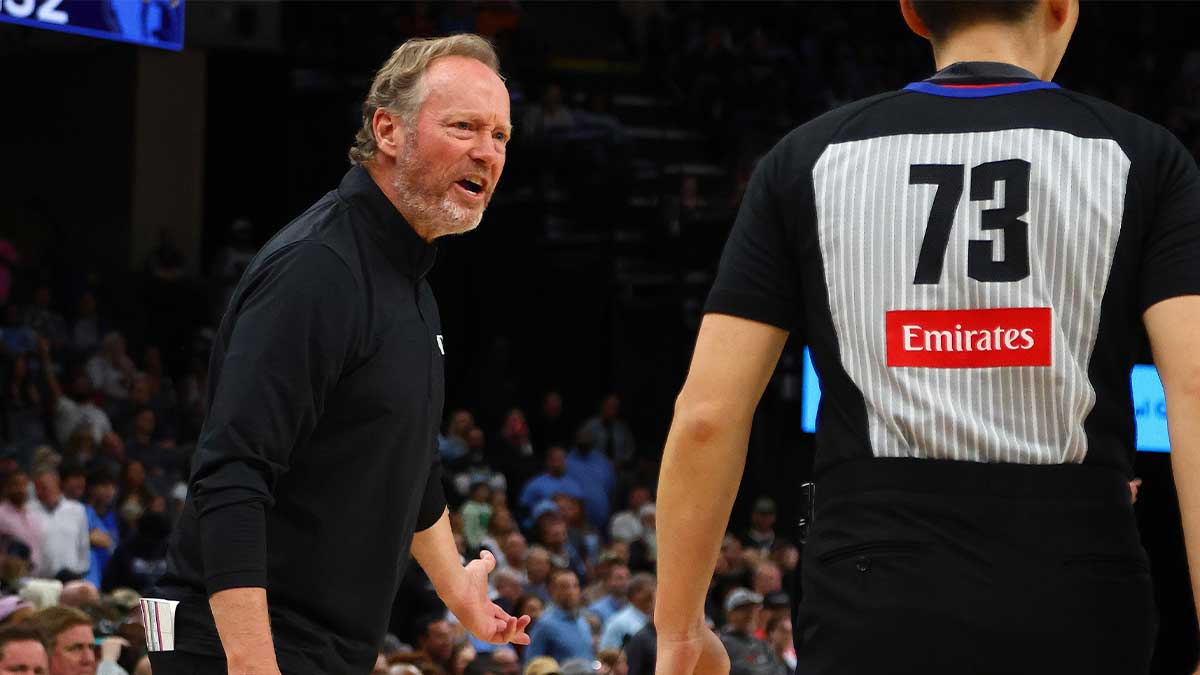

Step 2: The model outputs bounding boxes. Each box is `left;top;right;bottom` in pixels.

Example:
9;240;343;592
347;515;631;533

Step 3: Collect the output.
494;132;508;142
454;122;471;130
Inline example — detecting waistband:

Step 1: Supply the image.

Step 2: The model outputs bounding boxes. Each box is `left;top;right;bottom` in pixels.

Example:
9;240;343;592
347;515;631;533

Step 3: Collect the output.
812;458;1130;508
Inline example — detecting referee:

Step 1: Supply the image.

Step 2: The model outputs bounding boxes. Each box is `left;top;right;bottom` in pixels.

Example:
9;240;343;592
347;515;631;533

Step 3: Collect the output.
145;35;529;675
654;2;1200;675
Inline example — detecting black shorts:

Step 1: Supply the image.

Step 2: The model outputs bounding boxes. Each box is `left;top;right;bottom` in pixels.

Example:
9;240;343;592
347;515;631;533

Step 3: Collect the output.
795;458;1157;675
148;650;228;675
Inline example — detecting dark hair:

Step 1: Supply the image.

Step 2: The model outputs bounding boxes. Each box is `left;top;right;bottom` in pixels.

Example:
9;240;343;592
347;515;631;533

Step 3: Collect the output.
0;625;46;659
912;1;1039;41
416;614;446;640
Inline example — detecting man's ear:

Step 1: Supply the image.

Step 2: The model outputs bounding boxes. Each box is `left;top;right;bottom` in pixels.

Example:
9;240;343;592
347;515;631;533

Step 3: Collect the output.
1046;0;1074;31
900;0;931;40
372;108;405;160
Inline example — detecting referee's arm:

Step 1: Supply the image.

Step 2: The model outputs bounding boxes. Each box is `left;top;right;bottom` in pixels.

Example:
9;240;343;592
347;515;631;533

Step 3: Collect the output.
1145;298;1200;656
654;314;788;675
656;137;799;675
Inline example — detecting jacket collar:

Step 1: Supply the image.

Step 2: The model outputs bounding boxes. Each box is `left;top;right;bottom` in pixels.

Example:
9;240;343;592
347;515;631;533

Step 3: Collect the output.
337;165;438;279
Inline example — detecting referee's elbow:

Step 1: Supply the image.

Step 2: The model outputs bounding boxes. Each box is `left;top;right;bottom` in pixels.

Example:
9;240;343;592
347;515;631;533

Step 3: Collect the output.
670;392;738;446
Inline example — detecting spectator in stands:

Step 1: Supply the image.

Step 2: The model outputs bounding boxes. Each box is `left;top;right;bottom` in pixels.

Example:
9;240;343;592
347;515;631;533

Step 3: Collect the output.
460;480;493;552
718;589;787;675
450;643;476;675
768;542;799;590
757;592;790;641
481;512;520;569
519;448;585;520
439;409;476;468
537;509;586;582
57;580;100;613
495;409;537;498
415;615;455;674
523;656;560;675
490;645;519;675
554;493;597;565
627;504;655;574
85;333;136;405
3;351;49;455
597;573;653;651
58;465;86;504
608;486;651;545
0;624;49;673
22;284;67;353
524;546;553;602
82;470;118;589
513;595;544;628
137;347;175;418
101;510;169;593
578;395;635;466
29;607;95;674
740;497;777;553
29;468;89;581
565;431;615;531
533;391;570;452
622;622;655;675
68;291;107;357
0;470;40;573
585;564;628;626
121;408;176;492
492;567;524;615
114;462;154;533
752;561;782;598
46;362;115;451
765;616;796;675
526;569;592;663
0;597;35;629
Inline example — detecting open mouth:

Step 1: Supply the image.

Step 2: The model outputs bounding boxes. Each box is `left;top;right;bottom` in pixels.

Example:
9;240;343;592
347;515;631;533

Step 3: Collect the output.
456;179;484;196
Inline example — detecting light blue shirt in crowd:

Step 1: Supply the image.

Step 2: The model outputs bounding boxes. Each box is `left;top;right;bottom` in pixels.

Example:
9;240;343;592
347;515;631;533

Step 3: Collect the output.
599;604;649;651
526;604;594;663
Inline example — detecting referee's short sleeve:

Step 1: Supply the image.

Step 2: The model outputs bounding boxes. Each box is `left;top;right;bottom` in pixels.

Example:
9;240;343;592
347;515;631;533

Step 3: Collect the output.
1140;131;1200;311
704;148;800;330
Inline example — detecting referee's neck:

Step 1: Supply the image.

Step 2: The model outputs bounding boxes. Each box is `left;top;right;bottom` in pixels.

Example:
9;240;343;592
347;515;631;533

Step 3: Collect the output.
931;24;1057;81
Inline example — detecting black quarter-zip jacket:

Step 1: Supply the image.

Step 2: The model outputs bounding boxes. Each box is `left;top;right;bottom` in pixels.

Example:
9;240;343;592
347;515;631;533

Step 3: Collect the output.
156;165;448;674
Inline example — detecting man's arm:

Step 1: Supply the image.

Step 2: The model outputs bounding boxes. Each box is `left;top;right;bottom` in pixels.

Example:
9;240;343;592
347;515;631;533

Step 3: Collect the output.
190;244;362;674
411;509;531;645
655;313;789;675
1144;296;1200;652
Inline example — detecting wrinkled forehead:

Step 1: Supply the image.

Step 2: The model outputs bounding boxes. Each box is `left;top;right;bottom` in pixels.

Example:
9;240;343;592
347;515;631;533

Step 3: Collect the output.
420;58;511;122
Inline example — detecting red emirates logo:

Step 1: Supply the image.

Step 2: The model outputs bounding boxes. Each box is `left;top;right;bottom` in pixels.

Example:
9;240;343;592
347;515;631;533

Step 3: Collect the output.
886;307;1052;368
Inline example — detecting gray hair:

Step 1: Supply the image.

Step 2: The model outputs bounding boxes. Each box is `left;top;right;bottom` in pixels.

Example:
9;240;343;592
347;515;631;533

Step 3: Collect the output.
349;34;501;165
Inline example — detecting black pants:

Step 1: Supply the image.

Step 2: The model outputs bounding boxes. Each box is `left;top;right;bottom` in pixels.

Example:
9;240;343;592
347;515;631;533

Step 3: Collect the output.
795;458;1157;675
148;650;228;675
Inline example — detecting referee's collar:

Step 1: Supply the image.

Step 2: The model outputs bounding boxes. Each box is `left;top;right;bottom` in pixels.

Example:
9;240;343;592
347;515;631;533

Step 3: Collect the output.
338;164;438;280
906;61;1060;98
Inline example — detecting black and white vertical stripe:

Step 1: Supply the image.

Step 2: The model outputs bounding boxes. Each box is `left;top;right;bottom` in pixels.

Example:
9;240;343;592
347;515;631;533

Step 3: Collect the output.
813;129;1130;464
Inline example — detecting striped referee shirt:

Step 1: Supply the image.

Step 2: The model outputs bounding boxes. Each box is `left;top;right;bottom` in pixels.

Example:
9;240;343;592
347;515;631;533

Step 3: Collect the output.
705;61;1200;476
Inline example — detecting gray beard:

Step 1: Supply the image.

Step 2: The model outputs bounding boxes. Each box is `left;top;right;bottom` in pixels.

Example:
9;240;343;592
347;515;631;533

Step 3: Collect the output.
392;138;485;238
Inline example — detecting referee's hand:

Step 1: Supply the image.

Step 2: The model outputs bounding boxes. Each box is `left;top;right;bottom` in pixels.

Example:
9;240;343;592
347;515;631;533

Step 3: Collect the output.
655;629;729;675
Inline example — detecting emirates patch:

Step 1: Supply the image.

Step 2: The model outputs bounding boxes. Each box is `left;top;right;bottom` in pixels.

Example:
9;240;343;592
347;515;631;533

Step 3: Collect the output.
886;307;1052;368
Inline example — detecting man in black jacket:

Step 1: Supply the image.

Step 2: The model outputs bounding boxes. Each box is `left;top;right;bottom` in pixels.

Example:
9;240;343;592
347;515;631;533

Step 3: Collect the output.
147;34;527;675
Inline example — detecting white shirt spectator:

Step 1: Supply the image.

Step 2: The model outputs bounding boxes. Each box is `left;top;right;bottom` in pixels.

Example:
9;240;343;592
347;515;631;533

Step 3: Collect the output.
54;397;112;446
86;353;132;401
29;496;90;578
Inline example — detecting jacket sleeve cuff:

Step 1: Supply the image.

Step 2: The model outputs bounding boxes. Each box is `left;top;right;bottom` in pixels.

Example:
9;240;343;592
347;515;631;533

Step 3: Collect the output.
199;500;268;596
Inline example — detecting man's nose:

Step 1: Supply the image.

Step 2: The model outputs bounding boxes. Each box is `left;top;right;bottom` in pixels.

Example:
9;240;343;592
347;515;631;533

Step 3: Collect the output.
467;133;503;167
